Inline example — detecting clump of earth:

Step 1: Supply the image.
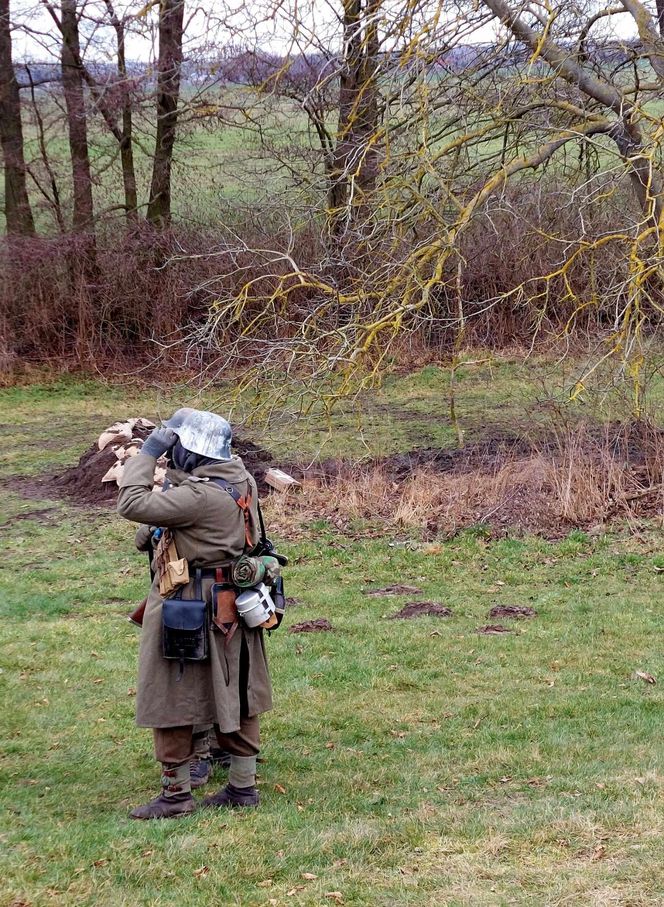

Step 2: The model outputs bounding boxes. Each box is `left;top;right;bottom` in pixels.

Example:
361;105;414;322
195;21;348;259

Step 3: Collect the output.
389;601;453;619
289;618;334;633
45;422;274;506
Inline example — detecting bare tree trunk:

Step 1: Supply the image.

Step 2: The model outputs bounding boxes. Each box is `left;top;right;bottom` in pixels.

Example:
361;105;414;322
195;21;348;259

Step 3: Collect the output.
0;0;35;236
44;0;139;220
61;0;94;234
328;0;380;234
147;0;185;228
655;0;664;37
104;0;138;221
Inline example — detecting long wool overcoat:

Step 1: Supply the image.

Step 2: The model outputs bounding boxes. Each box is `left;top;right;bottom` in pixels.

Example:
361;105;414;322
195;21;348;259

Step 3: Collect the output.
117;453;272;731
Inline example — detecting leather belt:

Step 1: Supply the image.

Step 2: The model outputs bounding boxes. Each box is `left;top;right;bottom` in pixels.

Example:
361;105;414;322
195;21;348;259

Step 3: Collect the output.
199;566;233;582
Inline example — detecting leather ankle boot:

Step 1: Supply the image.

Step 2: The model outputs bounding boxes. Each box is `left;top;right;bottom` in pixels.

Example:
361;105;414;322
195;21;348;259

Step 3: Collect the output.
201;782;259;809
129;791;196;820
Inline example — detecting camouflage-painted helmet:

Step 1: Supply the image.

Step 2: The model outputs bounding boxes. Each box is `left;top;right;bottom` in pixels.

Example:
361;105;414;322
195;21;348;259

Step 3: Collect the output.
163;408;232;460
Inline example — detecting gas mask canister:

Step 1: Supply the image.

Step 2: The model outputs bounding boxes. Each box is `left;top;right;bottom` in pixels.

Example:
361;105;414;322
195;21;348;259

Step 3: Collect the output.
235;583;276;628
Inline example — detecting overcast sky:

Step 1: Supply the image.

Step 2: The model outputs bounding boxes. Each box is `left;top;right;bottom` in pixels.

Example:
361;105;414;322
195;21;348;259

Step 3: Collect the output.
11;0;641;63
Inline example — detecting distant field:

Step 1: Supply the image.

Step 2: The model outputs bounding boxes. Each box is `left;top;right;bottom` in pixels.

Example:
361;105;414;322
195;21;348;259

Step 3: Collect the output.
13;89;315;232
6;78;660;234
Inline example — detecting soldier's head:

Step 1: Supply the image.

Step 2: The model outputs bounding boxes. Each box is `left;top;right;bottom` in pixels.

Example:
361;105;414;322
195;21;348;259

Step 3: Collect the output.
163;408;232;471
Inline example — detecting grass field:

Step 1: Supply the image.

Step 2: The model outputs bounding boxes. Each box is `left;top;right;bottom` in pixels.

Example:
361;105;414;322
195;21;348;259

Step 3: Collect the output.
1;364;664;906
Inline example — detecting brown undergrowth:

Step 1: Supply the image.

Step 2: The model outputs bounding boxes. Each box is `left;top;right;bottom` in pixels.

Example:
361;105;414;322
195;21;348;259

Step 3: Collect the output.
263;421;664;540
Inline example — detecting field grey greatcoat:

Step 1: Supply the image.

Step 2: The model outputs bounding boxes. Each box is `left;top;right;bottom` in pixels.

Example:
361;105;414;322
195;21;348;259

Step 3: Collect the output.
117;453;272;731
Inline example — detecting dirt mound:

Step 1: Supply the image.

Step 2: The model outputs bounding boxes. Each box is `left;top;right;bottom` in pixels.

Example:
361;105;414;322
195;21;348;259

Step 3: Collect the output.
289;618;334;633
17;417;664;537
289;432;535;485
41;431;274;507
488;605;537;620
51;444;122;505
389;601;453;619
277;419;664;540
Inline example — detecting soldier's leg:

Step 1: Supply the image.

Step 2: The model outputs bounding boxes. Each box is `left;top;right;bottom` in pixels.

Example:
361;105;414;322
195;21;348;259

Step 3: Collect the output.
203;632;261;809
209;725;231;769
202;716;260;809
130;725;196;820
190;724;213;789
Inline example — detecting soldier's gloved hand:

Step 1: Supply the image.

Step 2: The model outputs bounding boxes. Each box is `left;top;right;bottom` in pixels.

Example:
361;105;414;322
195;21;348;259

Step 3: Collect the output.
141;426;177;458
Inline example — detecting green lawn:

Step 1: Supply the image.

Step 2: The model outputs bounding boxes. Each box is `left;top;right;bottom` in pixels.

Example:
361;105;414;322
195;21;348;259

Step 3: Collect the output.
1;370;664;905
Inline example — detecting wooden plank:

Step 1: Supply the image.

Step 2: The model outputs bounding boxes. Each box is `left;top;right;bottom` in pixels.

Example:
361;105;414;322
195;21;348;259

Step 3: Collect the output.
264;467;301;492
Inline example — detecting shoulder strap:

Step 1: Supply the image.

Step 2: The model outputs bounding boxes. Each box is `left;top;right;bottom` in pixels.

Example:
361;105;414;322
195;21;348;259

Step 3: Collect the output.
209;478;255;549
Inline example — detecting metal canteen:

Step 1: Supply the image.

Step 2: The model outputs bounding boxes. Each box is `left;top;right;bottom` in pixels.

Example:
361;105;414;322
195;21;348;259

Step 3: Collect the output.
235;583;276;628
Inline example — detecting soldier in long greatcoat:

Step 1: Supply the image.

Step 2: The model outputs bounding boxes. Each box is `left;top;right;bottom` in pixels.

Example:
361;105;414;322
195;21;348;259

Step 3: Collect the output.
117;409;272;819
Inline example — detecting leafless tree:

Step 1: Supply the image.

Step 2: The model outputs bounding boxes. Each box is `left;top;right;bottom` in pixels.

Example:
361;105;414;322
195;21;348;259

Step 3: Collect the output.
103;0;138;220
0;0;35;236
60;0;95;234
147;0;185;227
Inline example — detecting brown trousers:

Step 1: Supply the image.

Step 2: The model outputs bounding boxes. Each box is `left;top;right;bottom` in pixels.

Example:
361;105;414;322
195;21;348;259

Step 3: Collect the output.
153;715;260;765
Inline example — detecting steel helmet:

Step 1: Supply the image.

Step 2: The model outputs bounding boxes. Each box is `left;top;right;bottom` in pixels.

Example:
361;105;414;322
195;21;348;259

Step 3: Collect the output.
163;408;232;460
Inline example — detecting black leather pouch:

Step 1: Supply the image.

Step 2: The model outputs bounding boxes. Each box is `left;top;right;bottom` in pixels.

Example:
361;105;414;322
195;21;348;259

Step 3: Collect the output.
162;569;209;663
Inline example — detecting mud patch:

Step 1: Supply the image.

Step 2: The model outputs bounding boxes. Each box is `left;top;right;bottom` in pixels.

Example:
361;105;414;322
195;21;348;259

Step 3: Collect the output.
284;419;664;540
363;584;423;597
389;601;453;619
477;624;512;634
285;596;302;608
289;618;334;633
4;507;57;524
488;605;537;620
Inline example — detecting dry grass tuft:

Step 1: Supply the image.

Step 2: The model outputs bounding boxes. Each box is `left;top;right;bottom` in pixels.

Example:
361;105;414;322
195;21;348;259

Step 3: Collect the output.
263;421;664;539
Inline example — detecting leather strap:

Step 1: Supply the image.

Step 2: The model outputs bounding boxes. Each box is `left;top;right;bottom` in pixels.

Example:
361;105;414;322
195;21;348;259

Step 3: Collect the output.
209;478;254;549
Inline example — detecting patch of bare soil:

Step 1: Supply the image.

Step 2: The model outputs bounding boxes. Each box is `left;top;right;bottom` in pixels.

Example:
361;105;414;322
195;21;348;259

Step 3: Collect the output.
12;417;664;539
363;584;423;597
289;431;534;486
4;507;57;524
488;605;537;620
289;618;334;633
476;624;512;634
389;601;453;619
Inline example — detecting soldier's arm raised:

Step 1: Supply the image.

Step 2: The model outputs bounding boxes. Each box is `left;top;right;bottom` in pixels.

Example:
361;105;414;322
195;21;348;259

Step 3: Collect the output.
117;455;202;527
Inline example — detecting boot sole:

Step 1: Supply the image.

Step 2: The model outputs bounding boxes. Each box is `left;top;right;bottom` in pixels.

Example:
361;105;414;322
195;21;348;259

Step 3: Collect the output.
201;799;259;809
129;807;197;820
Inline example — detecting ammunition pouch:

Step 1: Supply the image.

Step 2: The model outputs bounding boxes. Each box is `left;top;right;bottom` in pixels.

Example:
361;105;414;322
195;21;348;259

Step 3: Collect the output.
162;569;209;670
